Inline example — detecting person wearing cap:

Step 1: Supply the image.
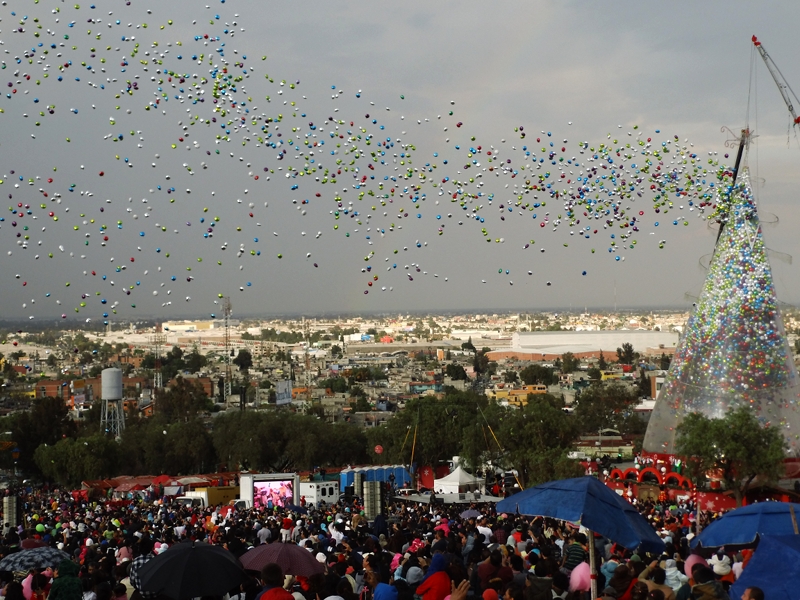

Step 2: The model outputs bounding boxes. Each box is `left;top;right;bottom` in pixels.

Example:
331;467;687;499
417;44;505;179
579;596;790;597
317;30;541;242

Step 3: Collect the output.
662;559;687;592
708;551;734;584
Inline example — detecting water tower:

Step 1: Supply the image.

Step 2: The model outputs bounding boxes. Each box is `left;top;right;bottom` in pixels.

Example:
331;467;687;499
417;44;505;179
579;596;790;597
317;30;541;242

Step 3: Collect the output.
100;367;126;438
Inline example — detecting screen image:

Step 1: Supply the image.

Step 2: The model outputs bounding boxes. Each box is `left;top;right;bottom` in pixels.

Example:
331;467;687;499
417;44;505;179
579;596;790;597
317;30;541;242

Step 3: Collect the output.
253;480;294;508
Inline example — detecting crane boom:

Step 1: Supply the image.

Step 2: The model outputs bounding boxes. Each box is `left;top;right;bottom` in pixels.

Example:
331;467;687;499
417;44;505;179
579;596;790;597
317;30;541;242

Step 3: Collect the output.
752;35;800;126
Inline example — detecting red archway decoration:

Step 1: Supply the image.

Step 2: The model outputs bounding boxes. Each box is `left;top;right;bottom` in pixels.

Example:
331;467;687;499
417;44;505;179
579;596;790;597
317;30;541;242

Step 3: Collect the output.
638;466;662;485
623;468;639;481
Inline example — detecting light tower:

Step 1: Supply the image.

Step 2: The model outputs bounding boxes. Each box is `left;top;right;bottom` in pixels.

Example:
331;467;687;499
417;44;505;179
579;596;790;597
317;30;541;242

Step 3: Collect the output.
222;297;233;404
303;317;313;405
149;332;167;390
100;367;125;439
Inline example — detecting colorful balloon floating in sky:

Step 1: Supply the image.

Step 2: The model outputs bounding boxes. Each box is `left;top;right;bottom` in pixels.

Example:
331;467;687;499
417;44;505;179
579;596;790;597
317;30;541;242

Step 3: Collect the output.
0;0;732;323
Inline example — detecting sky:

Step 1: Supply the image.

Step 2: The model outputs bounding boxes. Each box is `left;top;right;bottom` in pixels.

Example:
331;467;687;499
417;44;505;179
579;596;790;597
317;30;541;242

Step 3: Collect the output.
2;0;800;322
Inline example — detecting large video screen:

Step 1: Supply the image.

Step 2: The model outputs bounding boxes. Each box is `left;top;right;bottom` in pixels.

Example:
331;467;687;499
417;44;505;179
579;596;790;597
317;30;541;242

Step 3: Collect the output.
253;480;294;508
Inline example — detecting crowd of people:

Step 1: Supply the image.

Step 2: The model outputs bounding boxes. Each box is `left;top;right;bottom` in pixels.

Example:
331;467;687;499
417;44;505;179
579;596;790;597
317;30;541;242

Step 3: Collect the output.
0;487;764;600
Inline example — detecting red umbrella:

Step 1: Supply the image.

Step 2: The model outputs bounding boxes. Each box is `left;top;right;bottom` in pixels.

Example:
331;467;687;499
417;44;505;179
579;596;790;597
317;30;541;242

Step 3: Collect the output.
240;543;324;576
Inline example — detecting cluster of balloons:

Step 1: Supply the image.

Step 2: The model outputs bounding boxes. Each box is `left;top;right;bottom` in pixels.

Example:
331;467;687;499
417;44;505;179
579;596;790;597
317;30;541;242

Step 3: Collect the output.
0;0;735;329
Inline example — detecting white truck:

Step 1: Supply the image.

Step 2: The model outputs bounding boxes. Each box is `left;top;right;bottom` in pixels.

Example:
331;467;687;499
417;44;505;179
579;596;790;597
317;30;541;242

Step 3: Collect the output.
174;486;240;509
299;481;339;507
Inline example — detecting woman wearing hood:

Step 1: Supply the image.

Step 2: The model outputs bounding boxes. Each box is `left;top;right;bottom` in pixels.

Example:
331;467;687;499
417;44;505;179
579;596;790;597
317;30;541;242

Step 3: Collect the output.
416;554;451;600
49;560;82;600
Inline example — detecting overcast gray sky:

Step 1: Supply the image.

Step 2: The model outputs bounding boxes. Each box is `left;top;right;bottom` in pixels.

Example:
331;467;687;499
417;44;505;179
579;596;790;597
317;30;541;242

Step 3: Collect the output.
2;0;800;322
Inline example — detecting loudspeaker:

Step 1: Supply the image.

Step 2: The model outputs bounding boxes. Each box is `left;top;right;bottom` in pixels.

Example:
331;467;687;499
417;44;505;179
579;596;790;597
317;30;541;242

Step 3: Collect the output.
2;496;20;529
363;481;382;520
344;486;354;498
353;472;364;499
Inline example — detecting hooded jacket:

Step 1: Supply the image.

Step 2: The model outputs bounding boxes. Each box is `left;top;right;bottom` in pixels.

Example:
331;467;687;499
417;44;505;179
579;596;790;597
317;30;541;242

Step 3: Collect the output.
690;581;730;600
48;560;82;600
663;560;688;591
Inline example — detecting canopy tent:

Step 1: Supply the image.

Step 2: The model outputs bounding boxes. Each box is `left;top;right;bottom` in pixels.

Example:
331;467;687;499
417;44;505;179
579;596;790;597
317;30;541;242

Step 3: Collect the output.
433;466;483;494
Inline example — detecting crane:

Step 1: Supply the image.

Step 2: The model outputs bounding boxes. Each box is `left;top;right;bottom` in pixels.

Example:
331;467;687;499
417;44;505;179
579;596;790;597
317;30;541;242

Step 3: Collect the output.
715;36;799;247
752;36;800;127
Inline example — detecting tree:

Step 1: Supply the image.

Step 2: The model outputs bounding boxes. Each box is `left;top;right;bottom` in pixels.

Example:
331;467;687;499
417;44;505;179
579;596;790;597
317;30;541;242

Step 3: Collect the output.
233;349;253;372
330;345;343;359
598;351;608;370
675;407;787;506
34;434;122;488
587;367;602;381
445;364;468;381
519;365;556;386
319;377;348;394
155;377;212;423
560;352;579;374
185;348;208;373
573;382;641;435
461;337;476;353
11;397;77;474
616;343;638;365
351;396;372;413
503;370;519;384
498;394;583;487
637;368;651;398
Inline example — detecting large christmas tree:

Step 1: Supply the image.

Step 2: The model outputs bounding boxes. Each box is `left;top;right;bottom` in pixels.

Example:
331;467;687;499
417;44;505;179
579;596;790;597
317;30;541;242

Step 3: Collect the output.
643;170;800;457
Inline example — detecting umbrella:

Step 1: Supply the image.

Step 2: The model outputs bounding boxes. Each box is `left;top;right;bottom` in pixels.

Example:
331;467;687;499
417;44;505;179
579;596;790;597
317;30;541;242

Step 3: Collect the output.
0;547;70;571
284;504;308;515
460;509;481;519
240;542;324;577
730;535;800;600
496;477;665;600
691;502;800;548
496;477;665;553
138;541;245;600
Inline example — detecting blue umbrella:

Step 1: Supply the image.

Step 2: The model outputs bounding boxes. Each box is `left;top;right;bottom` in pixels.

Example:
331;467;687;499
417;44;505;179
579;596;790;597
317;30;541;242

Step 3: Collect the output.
285;503;309;514
730;535;800;600
496;476;665;554
691;502;800;548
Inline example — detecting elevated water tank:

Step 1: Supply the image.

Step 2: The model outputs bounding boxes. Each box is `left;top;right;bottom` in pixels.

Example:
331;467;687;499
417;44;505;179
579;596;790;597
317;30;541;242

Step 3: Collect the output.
101;368;123;400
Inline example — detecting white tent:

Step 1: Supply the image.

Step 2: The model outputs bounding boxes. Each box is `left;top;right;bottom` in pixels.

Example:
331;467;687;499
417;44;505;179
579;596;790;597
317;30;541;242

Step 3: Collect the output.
433;466;483;494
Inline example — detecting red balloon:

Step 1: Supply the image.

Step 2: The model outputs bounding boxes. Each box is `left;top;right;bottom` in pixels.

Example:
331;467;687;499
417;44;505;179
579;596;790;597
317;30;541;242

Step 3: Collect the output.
374;445;384;455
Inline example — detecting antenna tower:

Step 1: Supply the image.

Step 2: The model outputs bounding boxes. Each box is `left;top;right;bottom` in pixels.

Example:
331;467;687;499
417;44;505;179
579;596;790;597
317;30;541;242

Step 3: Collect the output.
223;297;233;404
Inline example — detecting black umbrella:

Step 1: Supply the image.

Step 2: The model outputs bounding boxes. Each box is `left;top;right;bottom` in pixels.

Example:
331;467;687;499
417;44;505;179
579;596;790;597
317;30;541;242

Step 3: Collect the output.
0;547;71;572
138;541;245;600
